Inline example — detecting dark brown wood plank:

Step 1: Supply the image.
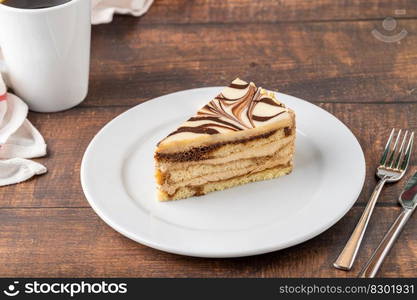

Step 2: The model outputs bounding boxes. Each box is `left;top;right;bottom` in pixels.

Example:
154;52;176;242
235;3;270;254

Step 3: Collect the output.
86;20;417;107
0;107;128;208
0;206;415;277
138;0;417;24
0;102;415;208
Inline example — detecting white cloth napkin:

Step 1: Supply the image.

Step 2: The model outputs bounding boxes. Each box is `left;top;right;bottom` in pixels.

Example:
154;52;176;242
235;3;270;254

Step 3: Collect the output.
0;74;47;187
92;0;154;24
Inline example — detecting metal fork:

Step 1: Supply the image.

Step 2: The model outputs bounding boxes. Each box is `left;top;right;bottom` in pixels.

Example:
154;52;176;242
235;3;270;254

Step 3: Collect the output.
333;129;414;271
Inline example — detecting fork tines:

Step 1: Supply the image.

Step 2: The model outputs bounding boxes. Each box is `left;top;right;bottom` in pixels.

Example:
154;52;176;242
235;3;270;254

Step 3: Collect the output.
380;129;415;170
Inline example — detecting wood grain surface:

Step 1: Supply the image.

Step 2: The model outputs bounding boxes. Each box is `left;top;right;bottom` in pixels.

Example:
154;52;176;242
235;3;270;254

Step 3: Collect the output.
1;0;416;277
87;20;417;106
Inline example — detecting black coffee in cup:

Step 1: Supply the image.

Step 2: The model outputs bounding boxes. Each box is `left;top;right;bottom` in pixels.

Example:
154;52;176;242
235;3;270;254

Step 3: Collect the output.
0;0;71;9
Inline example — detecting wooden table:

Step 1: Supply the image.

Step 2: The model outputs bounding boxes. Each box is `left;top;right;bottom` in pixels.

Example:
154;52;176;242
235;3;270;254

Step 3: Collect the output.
1;0;416;277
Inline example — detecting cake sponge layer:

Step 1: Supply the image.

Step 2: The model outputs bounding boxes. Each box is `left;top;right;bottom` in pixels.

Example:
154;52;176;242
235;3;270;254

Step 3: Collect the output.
158;164;293;201
165;143;294;186
156;127;293;168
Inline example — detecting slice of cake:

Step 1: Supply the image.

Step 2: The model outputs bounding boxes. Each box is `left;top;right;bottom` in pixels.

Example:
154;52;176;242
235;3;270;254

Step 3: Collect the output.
154;78;296;201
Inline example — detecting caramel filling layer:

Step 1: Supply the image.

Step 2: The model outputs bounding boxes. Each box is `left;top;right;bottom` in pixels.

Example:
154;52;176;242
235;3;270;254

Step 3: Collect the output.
160;144;294;195
158;137;294;174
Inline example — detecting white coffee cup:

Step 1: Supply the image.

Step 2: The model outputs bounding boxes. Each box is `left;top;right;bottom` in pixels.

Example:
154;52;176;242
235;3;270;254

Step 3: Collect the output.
0;0;91;112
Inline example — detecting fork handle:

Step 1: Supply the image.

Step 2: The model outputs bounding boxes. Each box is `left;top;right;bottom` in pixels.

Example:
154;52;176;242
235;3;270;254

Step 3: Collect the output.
333;177;388;270
358;209;413;278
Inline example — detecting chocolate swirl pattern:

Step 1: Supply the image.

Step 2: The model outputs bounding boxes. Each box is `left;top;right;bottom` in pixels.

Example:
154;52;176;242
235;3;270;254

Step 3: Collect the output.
163;78;288;142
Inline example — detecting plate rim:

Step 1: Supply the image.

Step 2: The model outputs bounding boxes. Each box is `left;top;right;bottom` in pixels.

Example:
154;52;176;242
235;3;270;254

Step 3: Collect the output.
81;87;366;258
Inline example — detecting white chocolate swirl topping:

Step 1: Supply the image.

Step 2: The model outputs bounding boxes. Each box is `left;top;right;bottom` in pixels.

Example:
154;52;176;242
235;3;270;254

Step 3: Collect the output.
160;78;290;144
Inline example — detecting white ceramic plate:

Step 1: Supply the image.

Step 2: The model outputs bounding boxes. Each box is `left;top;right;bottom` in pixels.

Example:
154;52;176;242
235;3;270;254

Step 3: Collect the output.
81;87;365;258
